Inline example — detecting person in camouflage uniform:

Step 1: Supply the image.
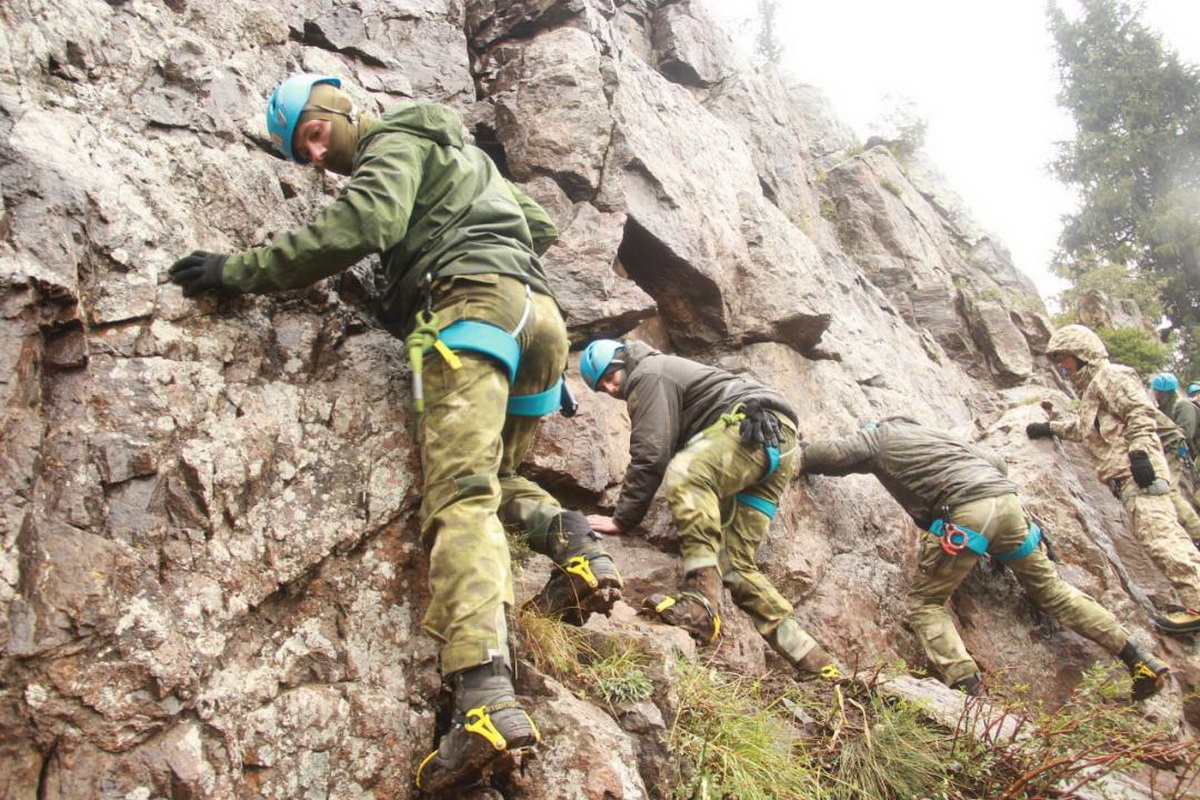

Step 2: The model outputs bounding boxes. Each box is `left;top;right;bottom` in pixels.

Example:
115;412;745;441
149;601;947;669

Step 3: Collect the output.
803;418;1169;701
167;74;621;793
1152;406;1200;545
1027;324;1200;634
579;339;841;680
1151;373;1200;512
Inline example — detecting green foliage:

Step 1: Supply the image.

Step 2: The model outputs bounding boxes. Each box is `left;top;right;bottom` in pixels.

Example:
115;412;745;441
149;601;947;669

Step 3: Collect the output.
1048;0;1200;373
1052;260;1167;322
865;96;928;160
667;657;1200;799
504;527;535;573
590;648;654;706
670;660;824;799
1094;326;1172;377
514;609;653;707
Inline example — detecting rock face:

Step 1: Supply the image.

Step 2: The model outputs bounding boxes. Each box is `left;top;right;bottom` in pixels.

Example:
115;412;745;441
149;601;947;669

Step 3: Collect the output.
0;0;1194;798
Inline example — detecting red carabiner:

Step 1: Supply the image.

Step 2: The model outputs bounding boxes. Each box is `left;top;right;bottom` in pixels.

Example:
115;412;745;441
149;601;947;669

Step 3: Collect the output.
940;523;968;557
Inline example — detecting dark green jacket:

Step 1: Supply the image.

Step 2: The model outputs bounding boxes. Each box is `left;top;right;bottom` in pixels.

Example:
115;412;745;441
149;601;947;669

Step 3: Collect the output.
1161;393;1199;452
222;102;557;328
802;419;1016;528
614;341;798;530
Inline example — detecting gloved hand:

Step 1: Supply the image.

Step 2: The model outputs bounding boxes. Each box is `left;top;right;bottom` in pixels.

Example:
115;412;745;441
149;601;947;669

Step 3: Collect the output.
1025;422;1054;439
168;251;229;297
739;400;782;450
1129;450;1156;488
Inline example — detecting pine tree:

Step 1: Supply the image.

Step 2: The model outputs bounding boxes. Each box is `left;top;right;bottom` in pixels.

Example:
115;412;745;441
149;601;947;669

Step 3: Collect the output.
1048;0;1200;371
755;0;783;66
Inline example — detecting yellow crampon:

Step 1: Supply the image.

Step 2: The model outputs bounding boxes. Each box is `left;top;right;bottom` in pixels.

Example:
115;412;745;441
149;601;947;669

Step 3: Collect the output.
651;591;721;644
563;555;600;589
818;663;842;680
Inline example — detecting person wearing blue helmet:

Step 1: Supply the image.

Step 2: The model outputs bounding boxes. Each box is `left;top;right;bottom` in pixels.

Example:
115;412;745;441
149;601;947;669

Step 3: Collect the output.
582;339;842;681
1151;372;1198;448
1188;381;1200;399
167;73;623;793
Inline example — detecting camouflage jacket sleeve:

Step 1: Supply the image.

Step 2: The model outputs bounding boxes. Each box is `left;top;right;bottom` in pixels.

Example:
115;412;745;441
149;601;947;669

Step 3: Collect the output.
1048;415;1082;441
1103;370;1162;456
801;429;881;475
221;139;423;293
613;373;683;531
506;181;558;256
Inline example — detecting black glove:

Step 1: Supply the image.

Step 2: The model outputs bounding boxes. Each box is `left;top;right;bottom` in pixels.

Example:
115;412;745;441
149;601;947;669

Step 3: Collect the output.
1025;422;1054;439
168;251;229;297
1129;450;1156;488
739;400;782;450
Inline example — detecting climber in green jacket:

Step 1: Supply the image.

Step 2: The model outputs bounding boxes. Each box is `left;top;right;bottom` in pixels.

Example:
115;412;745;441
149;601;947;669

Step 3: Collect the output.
580;339;842;681
166;74;623;793
804;417;1170;701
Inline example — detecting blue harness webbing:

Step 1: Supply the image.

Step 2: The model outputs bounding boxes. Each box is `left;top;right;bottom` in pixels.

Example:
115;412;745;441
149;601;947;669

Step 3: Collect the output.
506;378;564;417
928;517;1043;562
431;320;561;417
735;492;778;519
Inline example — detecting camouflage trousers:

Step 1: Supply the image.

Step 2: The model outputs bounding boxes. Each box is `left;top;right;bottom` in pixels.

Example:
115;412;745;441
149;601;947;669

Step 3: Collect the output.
1120;488;1200;610
661;411;819;662
417;274;569;677
908;494;1129;687
1165;455;1200;543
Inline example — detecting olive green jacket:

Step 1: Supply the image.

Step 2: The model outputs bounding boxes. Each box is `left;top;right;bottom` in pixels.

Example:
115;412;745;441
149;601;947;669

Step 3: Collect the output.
802;419;1017;528
222;102;557;328
613;341;798;531
1161;393;1199;452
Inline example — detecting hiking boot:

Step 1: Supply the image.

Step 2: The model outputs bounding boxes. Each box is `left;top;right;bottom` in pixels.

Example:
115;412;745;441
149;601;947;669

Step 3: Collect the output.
1119;641;1170;701
525;511;623;626
643;566;722;645
765;619;843;680
416;658;540;794
950;673;983;697
795;644;844;682
1152;605;1200;635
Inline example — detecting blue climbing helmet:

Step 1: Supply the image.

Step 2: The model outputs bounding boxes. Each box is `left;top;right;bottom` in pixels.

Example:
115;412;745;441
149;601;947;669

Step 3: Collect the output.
266;73;341;163
580;339;624;390
1150;372;1180;392
1188;381;1200;397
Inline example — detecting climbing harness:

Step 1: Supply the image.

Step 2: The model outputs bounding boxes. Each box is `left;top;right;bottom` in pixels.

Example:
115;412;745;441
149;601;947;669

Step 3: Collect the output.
929;513;1043;562
687;403;794;524
403;280;572;435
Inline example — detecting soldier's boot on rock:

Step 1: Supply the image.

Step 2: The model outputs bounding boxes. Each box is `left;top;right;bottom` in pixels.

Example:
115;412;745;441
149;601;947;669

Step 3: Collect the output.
526;511;623;626
416;657;540;795
950;673;984;697
1119;641;1171;701
643;566;723;645
1153;605;1200;635
766;618;843;681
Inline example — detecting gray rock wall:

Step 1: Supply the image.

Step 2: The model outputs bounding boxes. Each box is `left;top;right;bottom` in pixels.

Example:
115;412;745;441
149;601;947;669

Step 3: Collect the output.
1;0;1194;797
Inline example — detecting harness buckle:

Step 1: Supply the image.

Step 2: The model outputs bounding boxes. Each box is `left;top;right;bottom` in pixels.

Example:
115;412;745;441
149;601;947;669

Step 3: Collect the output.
939;523;969;557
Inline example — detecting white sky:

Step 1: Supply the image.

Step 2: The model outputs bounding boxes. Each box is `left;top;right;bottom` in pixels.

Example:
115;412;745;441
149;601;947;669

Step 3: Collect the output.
698;0;1200;307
